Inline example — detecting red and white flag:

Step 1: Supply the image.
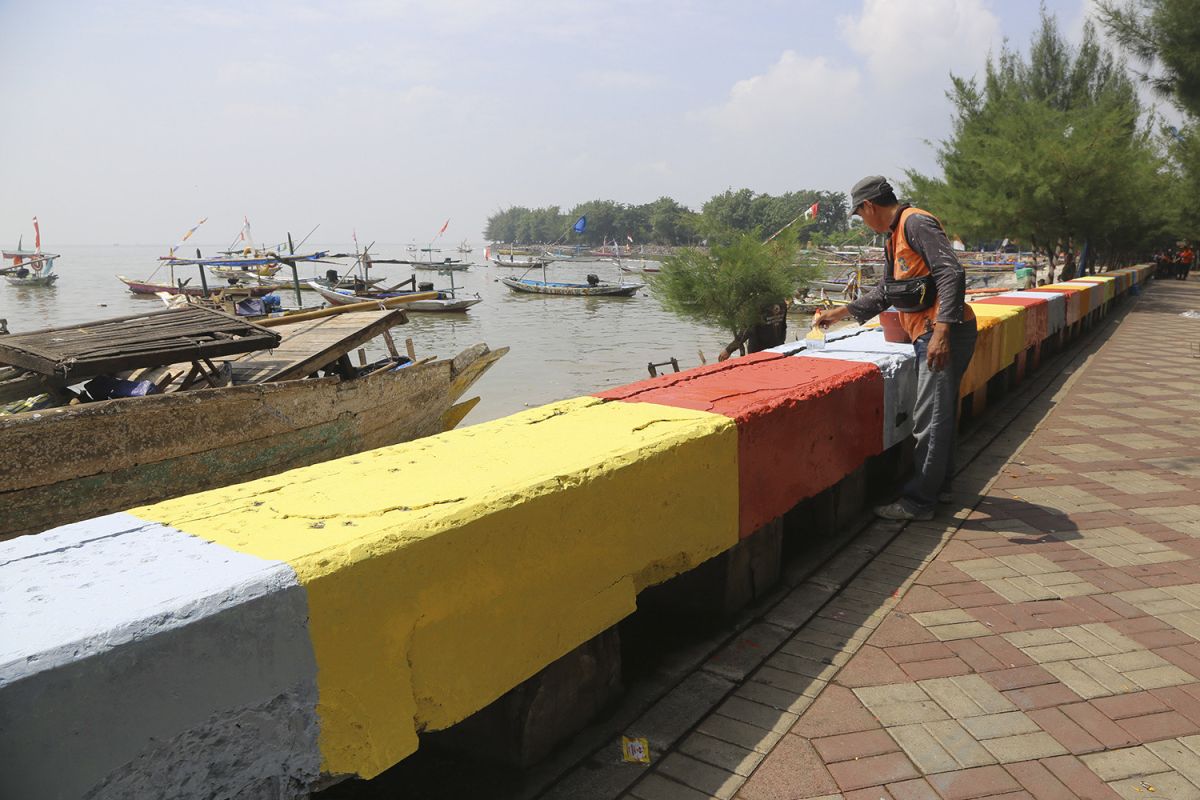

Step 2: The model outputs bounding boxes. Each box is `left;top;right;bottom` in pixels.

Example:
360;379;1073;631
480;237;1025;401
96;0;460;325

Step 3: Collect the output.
439;219;450;235
32;216;41;252
803;202;819;220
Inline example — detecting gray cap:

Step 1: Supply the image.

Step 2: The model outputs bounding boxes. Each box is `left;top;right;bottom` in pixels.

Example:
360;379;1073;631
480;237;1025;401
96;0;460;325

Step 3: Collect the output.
850;175;893;212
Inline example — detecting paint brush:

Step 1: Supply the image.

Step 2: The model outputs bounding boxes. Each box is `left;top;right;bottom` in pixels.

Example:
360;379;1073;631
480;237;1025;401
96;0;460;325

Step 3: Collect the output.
805;323;827;351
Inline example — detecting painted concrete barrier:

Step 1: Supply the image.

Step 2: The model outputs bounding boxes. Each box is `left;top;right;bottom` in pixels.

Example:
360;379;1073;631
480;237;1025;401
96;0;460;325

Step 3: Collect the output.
781;329;918;451
974;294;1049;349
597;353;883;537
3;398;741;794
0;267;1154;797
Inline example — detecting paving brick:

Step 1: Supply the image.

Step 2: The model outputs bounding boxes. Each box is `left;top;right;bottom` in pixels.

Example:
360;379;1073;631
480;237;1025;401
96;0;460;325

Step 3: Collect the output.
791;685;881;739
844;787;895;800
1116;710;1200;743
926;764;1022;800
1090;690;1170;720
1025;707;1104;755
826;751;919;792
1039;755;1124;799
1107;771;1200;798
812;727;900;764
655;753;744;800
1003;759;1078;800
885;778;941;800
629;773;714;800
945;638;1007;673
1058;702;1139;749
678;733;765;778
835;645;910;688
901;656;973;681
1003;682;1082;711
1146;738;1200;788
1081;745;1170;781
982;666;1057;692
919;675;1016;717
715;697;798;735
961;710;1041;740
887;642;956;664
733;679;816;716
696;714;785;755
979;731;1068;763
734;735;839;800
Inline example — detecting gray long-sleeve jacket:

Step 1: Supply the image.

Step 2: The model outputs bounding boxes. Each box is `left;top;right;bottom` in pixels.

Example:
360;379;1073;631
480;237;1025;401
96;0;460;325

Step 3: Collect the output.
845;206;968;326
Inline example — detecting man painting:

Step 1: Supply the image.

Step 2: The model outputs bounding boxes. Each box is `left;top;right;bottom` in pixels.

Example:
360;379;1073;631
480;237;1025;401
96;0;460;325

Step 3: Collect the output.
812;177;977;521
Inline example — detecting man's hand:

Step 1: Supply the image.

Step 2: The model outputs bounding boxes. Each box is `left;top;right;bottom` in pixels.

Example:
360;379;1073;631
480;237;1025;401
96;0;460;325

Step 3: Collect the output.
717;348;731;362
811;306;849;330
927;324;951;372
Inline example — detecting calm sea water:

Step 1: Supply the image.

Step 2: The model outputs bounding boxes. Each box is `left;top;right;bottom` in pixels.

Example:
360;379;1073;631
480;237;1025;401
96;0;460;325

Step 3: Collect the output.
0;244;748;425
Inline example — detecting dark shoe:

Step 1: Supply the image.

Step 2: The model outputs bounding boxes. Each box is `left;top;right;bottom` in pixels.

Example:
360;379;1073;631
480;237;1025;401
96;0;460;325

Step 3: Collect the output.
874;501;934;521
938;491;955;504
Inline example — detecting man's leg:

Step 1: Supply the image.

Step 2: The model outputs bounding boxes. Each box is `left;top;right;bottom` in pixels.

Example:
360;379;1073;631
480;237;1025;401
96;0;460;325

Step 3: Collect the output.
889;322;977;516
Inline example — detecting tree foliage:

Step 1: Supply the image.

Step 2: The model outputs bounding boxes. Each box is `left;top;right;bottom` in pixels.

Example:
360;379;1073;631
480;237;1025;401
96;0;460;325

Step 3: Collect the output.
905;12;1172;268
1096;0;1200;115
647;231;820;338
483;189;848;246
1098;0;1200;240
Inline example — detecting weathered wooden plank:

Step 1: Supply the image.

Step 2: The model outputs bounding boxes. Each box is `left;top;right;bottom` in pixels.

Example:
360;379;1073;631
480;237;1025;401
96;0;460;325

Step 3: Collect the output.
0;307;279;381
233;309;407;383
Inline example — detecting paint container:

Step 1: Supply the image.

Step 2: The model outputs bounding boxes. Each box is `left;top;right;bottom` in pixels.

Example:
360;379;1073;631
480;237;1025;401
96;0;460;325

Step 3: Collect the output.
879;310;911;344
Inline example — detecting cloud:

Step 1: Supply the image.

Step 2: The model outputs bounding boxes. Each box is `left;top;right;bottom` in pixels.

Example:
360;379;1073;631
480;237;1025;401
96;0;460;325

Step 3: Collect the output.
839;0;1000;87
703;51;862;136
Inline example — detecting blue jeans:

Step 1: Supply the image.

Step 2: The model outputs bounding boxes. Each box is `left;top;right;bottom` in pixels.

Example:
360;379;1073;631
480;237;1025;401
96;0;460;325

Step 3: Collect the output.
902;319;977;512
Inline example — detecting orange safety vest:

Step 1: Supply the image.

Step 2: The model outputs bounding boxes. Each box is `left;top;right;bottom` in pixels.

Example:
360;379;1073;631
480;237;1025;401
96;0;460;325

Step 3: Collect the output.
887;206;974;342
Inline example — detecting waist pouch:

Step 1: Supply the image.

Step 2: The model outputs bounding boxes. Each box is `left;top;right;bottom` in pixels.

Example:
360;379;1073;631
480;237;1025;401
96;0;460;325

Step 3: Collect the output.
883;274;936;312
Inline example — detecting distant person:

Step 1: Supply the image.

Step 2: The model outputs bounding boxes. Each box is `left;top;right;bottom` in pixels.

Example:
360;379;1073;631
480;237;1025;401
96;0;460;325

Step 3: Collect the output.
812;176;976;521
718;301;788;361
1178;246;1194;281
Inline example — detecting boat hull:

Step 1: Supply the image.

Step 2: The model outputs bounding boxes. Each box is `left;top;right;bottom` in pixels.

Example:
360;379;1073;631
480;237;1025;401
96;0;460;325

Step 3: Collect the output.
309;281;481;312
501;277;643;297
119;276;284;297
0;344;506;539
4;274;59;287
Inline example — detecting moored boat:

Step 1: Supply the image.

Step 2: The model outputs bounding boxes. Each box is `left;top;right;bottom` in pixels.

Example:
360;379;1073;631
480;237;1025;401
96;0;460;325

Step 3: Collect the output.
118;275;287;297
2;218;59;287
490;255;551;268
500;276;643;297
308;280;482;312
0;306;507;539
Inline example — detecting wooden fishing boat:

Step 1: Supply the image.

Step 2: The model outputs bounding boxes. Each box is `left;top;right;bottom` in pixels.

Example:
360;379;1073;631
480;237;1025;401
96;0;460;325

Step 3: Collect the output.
490;255;551;268
118;275;288;297
500;276;643;297
3;252;60;286
411;258;471;271
308;281;482;312
616;259;662;273
3;219;60;286
0;306;507;539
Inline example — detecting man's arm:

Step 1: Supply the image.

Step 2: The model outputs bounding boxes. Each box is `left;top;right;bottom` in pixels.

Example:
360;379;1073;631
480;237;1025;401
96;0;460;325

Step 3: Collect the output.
904;214;966;325
845;281;889;323
718;329;748;361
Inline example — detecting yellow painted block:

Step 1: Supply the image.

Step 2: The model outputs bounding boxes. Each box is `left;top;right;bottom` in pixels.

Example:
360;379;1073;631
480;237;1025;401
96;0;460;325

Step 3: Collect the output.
132;397;739;778
1075;275;1116;301
960;312;1003;398
968;303;1024;367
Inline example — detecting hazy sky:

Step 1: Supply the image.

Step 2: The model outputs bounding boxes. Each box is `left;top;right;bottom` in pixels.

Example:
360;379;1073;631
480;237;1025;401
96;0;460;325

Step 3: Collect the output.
0;0;1114;247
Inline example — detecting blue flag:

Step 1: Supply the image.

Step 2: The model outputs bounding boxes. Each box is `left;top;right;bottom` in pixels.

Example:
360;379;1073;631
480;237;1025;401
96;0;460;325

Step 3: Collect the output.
573;215;587;234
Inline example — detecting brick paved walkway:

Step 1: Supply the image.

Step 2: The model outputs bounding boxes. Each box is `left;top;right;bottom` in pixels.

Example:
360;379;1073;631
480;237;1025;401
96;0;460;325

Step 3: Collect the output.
625;279;1200;800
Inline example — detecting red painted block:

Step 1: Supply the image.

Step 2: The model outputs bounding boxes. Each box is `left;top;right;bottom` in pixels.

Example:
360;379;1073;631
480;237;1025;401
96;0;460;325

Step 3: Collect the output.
598;354;883;536
1037;285;1086;325
974;296;1048;349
